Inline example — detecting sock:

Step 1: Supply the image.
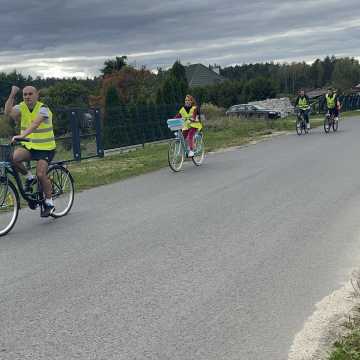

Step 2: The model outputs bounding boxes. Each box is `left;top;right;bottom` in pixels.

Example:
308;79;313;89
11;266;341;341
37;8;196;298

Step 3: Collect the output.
45;198;54;206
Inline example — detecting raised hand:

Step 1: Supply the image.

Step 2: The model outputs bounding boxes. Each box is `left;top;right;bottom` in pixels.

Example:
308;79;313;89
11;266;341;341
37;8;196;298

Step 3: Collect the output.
10;86;20;96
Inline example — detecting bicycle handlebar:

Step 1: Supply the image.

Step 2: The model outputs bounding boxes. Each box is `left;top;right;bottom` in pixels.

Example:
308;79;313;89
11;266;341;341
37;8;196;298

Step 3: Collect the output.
11;138;30;144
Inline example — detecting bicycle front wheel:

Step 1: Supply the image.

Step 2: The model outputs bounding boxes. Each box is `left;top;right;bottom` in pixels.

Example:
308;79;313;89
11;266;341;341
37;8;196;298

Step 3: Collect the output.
192;132;205;166
48;165;75;218
0;180;20;236
168;139;184;172
296;119;302;135
324;116;331;133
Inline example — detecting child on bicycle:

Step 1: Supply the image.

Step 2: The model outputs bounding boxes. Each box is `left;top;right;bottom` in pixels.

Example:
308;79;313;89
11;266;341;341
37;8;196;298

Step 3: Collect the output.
174;95;202;157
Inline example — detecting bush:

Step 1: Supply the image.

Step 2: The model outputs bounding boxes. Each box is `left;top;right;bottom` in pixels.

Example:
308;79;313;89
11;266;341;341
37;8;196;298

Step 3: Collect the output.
200;103;226;121
0;115;16;139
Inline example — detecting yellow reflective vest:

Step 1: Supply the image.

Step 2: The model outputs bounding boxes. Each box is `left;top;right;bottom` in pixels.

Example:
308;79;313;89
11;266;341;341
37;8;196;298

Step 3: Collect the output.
179;106;203;130
325;94;336;109
298;96;309;110
19;101;56;150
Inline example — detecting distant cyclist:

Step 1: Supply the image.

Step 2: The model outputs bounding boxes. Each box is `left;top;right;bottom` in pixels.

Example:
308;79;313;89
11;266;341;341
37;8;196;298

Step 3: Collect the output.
4;85;56;217
325;88;341;121
174;95;202;157
294;89;311;130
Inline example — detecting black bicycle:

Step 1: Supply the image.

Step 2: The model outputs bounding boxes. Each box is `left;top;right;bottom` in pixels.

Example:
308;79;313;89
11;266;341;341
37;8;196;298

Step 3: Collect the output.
0;140;75;236
324;111;339;133
295;108;310;135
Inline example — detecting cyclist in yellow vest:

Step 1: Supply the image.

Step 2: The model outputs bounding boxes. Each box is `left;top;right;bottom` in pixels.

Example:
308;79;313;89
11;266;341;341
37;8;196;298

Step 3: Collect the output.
325;88;341;121
174;94;202;157
4;85;56;217
294;89;311;130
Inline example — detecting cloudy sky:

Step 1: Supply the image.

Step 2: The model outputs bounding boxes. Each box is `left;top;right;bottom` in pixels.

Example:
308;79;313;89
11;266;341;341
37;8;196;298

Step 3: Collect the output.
0;0;359;78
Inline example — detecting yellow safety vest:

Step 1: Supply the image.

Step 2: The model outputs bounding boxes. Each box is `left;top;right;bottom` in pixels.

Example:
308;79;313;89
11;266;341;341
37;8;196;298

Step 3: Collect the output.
326;94;336;109
298;97;309;110
19;101;56;150
179;106;203;130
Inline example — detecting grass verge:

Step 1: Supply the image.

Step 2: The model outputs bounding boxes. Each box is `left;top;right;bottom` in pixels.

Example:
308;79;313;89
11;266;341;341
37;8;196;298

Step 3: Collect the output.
327;283;360;360
325;110;360;360
67;111;358;191
329;331;360;360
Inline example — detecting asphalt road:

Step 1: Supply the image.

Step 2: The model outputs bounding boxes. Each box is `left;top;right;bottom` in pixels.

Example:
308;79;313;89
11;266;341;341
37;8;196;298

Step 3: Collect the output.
1;116;360;360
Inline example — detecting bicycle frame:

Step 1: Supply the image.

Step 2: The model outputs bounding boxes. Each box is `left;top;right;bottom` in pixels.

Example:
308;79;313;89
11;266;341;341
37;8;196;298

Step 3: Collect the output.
174;130;190;156
296;112;305;127
0;161;40;203
326;111;334;124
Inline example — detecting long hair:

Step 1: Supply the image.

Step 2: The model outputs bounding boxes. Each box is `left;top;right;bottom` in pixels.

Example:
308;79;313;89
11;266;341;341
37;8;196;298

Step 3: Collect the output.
185;94;197;107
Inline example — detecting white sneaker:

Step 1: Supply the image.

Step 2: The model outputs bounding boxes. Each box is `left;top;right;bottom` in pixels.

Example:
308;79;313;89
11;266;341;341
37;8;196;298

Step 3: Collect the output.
307;123;310;130
335;117;339;121
188;150;194;157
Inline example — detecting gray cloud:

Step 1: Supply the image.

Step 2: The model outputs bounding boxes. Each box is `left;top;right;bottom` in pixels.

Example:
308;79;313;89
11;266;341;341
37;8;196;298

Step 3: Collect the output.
0;0;359;77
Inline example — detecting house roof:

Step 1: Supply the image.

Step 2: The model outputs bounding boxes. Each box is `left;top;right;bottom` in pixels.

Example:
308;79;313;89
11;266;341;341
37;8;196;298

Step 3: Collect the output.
306;88;328;99
185;63;226;87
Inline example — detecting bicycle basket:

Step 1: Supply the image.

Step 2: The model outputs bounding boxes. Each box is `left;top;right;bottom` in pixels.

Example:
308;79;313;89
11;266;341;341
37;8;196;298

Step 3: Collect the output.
167;118;184;131
0;145;12;162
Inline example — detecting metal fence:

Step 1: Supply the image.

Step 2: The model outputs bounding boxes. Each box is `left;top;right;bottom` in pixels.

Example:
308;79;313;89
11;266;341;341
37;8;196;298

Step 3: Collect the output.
311;94;360;114
47;107;103;162
3;94;359;162
102;103;178;150
50;103;178;160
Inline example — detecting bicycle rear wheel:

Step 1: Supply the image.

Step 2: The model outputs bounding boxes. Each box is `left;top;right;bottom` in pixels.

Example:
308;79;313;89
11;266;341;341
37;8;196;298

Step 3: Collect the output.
168;139;184;172
304;121;309;134
192;132;205;166
48;164;74;218
0;180;20;236
333;118;339;132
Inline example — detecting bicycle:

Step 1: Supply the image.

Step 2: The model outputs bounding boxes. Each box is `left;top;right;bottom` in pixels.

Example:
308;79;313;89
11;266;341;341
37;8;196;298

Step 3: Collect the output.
295;108;310;135
166;118;205;172
0;139;75;236
324;111;339;133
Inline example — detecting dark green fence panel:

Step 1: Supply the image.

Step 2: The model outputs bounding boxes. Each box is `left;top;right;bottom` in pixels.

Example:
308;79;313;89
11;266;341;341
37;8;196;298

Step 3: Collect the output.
102;103;179;150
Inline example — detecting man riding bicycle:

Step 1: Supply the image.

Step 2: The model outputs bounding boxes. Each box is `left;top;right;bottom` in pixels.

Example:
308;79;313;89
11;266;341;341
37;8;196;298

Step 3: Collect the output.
294;89;311;130
4;85;56;217
325;88;341;121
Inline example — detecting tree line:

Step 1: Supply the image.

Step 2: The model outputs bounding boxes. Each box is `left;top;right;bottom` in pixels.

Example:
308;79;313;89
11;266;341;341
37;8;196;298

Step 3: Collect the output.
1;55;359;147
1;55;359;112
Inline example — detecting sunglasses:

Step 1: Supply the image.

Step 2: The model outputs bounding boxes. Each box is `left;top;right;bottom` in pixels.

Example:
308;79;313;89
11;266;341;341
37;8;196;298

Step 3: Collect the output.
23;93;34;96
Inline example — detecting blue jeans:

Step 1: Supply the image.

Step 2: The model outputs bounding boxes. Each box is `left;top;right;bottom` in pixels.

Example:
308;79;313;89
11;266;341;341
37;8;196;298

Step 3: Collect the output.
299;108;310;123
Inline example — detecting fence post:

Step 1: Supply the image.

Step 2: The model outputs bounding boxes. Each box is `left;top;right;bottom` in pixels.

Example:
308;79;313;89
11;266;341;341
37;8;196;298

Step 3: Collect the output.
70;110;81;161
141;106;145;148
94;108;104;157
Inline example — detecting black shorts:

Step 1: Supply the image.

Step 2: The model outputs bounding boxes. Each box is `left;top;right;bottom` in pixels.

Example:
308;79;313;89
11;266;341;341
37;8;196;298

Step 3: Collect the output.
328;108;339;117
26;148;56;163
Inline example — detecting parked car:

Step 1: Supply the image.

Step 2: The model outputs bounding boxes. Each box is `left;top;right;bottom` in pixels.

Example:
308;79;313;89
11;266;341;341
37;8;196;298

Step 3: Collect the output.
226;104;281;119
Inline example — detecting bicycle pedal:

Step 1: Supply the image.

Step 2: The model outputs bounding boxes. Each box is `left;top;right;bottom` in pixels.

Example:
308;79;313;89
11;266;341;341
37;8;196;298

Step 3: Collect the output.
28;201;38;210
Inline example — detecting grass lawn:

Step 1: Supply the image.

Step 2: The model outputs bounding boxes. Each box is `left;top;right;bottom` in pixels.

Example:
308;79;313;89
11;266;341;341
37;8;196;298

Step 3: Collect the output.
68;111;359;191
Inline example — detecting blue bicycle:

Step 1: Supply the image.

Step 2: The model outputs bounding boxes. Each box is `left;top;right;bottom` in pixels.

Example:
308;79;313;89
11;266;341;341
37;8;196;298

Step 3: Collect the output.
167;118;205;172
